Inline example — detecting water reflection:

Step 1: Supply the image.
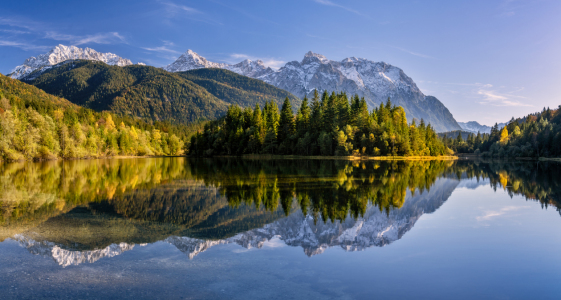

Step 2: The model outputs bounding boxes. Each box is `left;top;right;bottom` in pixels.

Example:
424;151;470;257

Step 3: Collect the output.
1;157;560;266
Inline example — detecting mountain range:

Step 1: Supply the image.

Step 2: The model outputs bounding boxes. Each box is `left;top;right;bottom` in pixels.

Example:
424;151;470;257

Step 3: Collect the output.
8;45;464;131
9;44;134;80
164;50;462;132
15;56;299;124
457;121;506;134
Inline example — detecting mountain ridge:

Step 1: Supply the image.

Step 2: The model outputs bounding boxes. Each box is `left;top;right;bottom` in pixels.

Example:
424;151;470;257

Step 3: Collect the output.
10;45;460;131
8;44;134;79
20;59;300;124
164;49;461;132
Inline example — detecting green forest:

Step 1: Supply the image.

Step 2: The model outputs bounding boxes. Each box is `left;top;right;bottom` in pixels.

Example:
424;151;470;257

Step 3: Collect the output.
442;106;561;158
0;74;191;161
23;60;299;124
189;90;448;157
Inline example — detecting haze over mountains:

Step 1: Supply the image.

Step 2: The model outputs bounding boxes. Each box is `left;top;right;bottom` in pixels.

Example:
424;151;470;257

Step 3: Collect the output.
9;44;465;131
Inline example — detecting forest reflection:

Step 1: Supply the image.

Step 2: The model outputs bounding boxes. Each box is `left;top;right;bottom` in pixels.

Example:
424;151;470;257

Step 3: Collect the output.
1;157;561;241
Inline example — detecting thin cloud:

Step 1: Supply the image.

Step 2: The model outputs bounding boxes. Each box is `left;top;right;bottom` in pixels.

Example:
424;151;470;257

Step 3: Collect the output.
158;1;222;26
476;206;527;221
0;29;30;34
312;0;366;17
160;1;201;15
142;45;180;54
45;31;127;45
0;17;38;31
0;40;51;51
477;87;532;107
390;45;435;59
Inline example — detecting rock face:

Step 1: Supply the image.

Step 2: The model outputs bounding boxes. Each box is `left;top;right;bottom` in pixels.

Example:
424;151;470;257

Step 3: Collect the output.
164;50;461;132
458;121;506;134
9;44;133;79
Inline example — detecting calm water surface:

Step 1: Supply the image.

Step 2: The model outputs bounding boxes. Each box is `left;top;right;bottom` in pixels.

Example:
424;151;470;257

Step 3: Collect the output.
1;158;560;299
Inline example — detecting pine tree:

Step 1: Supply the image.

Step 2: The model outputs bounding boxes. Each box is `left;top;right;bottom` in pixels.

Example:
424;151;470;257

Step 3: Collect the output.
278;97;295;148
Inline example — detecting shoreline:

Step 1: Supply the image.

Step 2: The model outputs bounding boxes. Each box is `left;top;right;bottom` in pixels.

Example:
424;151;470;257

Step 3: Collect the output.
0;154;186;163
218;154;459;161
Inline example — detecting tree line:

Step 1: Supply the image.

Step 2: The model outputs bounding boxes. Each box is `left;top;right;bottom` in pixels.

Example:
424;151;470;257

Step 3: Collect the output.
443;106;561;158
189;90;447;157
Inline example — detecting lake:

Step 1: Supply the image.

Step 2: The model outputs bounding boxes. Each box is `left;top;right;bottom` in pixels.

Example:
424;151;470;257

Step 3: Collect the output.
1;157;560;299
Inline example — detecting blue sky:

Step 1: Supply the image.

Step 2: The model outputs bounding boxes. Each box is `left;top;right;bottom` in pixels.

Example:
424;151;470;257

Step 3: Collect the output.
1;0;560;125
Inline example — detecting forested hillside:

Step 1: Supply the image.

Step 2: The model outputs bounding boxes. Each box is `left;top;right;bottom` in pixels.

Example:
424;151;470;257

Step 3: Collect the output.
443;107;561;157
22;60;300;124
190;90;447;156
0;74;192;161
178;68;301;111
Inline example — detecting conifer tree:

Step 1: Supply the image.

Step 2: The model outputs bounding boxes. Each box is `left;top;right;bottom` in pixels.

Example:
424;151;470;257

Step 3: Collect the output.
278;97;295;147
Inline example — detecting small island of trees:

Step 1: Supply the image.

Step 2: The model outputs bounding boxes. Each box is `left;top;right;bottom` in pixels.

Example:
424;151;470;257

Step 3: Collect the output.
189;90;447;157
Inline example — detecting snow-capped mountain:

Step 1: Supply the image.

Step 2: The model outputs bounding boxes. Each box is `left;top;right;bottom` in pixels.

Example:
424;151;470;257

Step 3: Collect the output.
163;49;274;78
164;50;461;132
458;121;506;134
9;44;133;79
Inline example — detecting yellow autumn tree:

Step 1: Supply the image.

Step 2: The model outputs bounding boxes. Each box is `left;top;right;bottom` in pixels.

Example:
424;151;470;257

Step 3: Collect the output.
105;114;116;131
500;127;509;144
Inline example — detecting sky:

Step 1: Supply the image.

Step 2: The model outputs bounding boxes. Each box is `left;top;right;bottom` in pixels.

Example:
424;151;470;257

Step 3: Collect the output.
1;0;560;125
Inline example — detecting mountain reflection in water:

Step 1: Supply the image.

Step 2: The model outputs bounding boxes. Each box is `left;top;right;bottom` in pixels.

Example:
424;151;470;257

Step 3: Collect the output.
1;157;560;266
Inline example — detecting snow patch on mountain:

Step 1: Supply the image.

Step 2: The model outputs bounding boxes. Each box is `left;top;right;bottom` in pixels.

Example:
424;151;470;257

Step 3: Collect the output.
9;44;133;79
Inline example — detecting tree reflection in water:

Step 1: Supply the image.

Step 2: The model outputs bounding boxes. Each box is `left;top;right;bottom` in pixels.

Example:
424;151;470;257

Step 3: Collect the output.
1;157;560;263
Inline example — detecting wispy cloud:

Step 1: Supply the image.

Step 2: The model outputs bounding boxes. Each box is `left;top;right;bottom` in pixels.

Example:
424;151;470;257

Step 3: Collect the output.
0;29;30;35
476;206;527;221
45;31;127;45
0;17;38;31
1;15;127;51
158;1;222;26
160;1;202;16
0;40;51;51
419;81;532;107
389;45;435;59
312;0;366;17
477;85;532;107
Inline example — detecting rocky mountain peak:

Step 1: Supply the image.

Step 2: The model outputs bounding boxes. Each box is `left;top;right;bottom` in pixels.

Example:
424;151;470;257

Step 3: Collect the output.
163;49;227;72
9;44;132;79
302;51;329;64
